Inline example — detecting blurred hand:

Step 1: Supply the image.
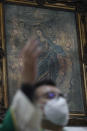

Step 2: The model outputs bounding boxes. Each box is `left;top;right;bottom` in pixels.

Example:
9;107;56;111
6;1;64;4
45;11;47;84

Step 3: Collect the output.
21;39;41;84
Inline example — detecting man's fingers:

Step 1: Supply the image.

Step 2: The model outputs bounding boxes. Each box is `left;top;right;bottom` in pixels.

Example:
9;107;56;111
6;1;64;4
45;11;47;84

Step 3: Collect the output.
21;37;41;84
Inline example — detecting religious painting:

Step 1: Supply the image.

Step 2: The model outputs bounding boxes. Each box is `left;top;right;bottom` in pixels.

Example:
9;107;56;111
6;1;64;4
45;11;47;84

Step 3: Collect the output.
4;4;84;112
0;0;87;125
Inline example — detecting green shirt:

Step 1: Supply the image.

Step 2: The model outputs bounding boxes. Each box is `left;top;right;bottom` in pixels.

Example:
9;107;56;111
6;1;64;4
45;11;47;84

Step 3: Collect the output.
0;109;16;131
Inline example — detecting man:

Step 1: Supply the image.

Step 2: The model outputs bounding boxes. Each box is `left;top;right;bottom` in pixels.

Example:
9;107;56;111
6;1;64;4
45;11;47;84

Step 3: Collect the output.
20;38;69;131
22;38;69;131
0;38;69;131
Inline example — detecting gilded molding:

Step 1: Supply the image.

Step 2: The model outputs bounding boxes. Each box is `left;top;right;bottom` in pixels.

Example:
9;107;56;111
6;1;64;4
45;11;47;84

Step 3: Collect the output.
0;3;8;108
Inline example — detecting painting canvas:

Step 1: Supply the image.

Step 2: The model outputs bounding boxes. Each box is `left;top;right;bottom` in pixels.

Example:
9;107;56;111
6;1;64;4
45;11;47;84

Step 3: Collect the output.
4;4;84;113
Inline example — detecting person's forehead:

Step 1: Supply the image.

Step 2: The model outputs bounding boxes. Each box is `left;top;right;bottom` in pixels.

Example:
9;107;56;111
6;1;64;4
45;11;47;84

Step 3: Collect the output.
35;85;60;94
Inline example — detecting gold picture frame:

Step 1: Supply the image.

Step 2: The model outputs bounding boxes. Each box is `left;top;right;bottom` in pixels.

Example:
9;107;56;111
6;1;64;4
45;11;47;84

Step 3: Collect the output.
0;0;87;125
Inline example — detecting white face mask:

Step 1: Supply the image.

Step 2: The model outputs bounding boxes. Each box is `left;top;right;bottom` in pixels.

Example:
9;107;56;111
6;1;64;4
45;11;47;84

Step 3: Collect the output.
44;97;69;126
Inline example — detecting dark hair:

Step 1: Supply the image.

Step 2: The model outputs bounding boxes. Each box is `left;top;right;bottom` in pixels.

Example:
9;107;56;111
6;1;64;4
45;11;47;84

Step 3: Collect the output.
21;79;56;102
35;79;56;89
